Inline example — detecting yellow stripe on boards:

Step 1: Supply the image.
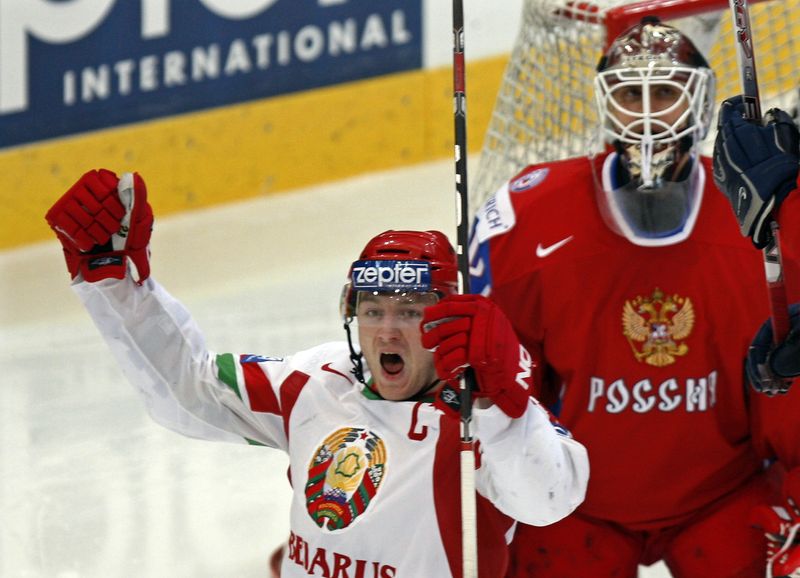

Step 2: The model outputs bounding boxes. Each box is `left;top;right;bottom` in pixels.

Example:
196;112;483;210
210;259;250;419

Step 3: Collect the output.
0;55;506;250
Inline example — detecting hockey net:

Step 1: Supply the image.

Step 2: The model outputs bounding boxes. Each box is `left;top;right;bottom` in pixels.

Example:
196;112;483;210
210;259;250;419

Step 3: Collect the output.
471;0;800;210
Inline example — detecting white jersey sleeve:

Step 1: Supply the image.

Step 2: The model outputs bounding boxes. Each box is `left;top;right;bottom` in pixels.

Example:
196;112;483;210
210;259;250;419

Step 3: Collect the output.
474;401;588;526
73;276;291;449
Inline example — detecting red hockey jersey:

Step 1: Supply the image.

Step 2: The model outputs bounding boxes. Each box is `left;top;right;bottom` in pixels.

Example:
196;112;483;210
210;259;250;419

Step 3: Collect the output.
470;153;800;529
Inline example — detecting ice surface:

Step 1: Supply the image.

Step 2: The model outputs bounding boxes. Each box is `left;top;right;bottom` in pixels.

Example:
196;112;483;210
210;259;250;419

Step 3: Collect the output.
0;159;670;577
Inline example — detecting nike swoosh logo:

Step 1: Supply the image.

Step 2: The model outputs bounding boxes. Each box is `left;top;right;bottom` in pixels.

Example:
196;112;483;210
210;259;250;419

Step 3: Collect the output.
737;187;748;214
322;362;352;382
536;236;573;258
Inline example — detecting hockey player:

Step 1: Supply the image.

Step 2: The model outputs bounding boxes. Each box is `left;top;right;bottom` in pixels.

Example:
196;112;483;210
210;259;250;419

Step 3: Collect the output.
713;96;800;578
469;16;800;577
44;169;589;578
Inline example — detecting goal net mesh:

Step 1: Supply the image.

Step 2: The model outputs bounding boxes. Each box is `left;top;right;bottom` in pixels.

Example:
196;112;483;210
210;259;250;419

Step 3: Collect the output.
471;0;800;210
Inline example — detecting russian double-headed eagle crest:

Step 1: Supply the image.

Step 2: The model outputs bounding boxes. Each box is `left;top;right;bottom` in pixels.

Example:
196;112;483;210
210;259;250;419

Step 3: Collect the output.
622;288;695;367
305;427;387;531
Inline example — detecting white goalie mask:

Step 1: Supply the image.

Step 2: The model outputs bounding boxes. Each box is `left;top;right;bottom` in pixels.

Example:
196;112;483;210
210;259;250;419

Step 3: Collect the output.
593;16;715;246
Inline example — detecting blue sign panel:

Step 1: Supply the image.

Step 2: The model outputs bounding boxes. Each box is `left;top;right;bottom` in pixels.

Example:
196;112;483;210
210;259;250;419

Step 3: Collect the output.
0;0;422;149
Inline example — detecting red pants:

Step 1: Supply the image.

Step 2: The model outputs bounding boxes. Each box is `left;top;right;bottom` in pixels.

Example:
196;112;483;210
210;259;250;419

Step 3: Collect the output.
505;472;778;578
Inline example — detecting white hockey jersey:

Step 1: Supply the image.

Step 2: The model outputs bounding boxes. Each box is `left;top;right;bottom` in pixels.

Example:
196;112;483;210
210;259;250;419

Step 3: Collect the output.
74;277;588;578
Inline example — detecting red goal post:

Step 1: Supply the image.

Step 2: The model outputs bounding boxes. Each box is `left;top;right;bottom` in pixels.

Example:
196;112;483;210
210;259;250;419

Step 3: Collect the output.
471;0;800;210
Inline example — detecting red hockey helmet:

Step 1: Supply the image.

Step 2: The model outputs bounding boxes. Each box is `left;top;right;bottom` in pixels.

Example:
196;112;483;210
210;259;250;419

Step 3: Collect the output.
341;230;458;320
597;15;710;73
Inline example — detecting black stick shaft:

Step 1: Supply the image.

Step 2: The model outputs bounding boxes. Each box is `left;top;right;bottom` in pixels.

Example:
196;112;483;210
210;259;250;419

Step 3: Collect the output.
453;0;470;294
453;1;478;575
730;0;791;395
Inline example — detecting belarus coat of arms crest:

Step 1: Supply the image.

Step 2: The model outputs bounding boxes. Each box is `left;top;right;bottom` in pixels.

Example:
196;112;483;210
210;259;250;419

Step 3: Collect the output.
622;288;695;367
305;427;387;531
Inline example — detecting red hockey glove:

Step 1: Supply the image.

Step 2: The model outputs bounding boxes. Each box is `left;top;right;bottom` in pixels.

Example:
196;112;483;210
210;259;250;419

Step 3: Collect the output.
45;169;153;284
751;469;800;578
421;294;533;418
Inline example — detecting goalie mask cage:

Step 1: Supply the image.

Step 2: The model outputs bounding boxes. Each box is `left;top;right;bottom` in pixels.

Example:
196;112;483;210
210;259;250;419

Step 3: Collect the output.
471;0;800;210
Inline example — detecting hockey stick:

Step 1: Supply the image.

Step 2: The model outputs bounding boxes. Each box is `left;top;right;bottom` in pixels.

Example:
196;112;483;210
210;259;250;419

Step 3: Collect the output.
729;0;792;395
452;0;479;575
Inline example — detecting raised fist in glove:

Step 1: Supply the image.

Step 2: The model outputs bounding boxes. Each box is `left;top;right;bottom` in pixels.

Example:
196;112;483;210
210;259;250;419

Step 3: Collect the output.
713;96;800;248
421;294;533;418
45;169;153;284
746;303;800;395
751;468;800;578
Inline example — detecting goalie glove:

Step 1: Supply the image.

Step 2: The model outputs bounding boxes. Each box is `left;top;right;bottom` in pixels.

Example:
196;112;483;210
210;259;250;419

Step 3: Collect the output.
713;97;800;249
421;294;533;418
746;303;800;395
45;169;153;284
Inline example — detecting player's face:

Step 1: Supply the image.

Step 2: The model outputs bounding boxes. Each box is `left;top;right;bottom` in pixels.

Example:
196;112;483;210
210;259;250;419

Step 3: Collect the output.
609;81;689;133
356;292;439;401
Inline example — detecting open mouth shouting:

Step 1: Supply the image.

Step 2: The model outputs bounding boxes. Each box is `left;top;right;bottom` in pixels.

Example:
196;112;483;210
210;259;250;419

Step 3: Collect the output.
380;352;405;377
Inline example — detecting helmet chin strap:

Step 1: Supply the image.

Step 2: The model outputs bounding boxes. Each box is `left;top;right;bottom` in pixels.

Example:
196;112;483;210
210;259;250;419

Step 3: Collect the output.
343;319;366;385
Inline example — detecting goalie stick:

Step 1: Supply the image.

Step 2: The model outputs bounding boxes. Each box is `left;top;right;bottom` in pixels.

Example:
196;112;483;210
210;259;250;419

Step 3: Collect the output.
452;0;478;575
729;0;792;395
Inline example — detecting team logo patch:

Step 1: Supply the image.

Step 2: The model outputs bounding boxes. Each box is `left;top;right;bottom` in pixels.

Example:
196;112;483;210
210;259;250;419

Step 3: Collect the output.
509;168;549;192
622;288;695;367
305;427;387;531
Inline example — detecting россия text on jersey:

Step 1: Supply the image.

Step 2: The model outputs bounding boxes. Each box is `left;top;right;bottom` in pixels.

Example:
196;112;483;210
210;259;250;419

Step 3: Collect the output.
588;371;717;414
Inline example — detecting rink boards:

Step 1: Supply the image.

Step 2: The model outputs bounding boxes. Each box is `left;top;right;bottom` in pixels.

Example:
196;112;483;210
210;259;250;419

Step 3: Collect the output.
0;0;508;250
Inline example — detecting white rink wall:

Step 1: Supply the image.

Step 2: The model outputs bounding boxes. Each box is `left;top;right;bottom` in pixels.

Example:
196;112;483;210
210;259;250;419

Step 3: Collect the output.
423;0;524;66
